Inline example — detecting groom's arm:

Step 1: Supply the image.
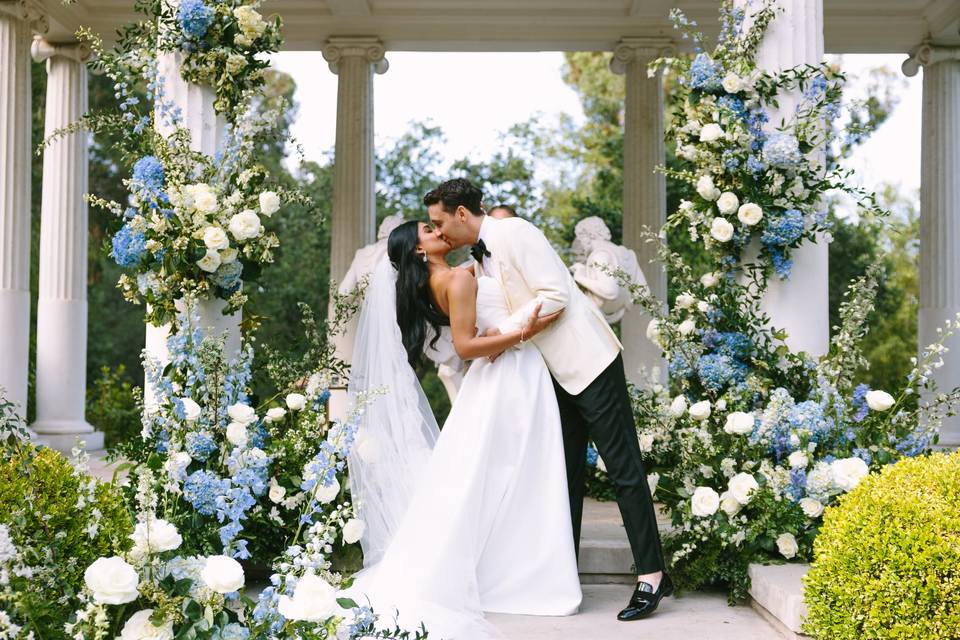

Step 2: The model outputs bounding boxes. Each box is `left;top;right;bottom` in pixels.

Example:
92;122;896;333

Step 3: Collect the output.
496;220;571;334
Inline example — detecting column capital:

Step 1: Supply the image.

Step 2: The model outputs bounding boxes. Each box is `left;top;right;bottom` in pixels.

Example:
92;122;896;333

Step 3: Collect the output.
322;36;388;75
902;42;960;77
610;37;674;75
31;36;91;64
0;0;48;34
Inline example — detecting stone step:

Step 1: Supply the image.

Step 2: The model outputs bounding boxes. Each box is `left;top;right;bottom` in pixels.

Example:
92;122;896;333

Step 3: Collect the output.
747;563;811;639
578;498;672;583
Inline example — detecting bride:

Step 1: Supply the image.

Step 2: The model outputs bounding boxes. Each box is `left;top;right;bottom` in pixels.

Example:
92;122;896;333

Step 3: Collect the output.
344;219;582;638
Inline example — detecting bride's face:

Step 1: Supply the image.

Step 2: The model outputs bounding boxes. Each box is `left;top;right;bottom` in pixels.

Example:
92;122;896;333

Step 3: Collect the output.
418;222;451;259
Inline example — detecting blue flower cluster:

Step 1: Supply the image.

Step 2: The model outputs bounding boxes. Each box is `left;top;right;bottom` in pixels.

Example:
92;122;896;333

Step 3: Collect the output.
803;73;829;100
851;383;870;422
212;623;250;640
110;223;146;267
746;108;769;151
697;353;747;392
586;443;599;467
669;352;694;379
132;155;165;193
177;0;215;39
688;53;722;92
762;133;803;168
184;470;230;516
717;95;747;120
186;430;217;461
211;260;243;293
762;209;805;248
703;331;753;359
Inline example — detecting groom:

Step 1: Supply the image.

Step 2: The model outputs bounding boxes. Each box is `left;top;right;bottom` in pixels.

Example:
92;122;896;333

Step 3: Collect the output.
424;178;671;621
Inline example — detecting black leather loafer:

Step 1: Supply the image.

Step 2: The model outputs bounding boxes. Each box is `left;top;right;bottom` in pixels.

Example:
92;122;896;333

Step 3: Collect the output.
617;573;674;621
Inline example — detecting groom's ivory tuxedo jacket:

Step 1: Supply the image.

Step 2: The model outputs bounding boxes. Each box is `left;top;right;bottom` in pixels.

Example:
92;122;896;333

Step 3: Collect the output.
478;215;622;396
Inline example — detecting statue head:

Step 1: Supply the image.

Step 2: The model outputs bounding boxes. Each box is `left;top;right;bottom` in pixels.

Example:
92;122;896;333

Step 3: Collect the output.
574;216;612;254
377;213;405;240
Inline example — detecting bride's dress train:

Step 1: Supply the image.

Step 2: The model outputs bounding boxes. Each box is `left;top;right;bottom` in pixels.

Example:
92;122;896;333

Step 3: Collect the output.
346;274;581;639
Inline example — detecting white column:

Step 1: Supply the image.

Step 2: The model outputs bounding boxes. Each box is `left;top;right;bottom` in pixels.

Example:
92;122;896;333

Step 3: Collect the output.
29;37;103;451
904;43;960;448
740;0;829;357
144;47;239;405
0;2;40;415
322;37;387;287
611;38;671;385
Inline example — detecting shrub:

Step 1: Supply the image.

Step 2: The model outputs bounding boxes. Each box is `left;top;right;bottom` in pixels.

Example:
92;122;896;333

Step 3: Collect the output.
802;450;960;639
86;364;142;450
0;445;132;639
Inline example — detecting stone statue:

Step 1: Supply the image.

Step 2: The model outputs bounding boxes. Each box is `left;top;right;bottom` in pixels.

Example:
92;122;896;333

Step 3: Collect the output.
570;216;647;324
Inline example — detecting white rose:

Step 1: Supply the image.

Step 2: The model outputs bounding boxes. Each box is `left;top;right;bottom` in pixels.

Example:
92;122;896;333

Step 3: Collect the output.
866;389;895;412
831;457;869;492
265;407;286;422
219;247;238;264
697;301;712;313
286;393;307;411
696;175;721;201
723;411;755;435
645;319;661;345
201;555;244;594
268;479;287;504
737;202;764;226
669;395;688;416
716;191;740;215
196;249;221;273
179;397;201;422
316;477;340;504
728;472;760;505
700;272;720;288
800;497;824;518
228;210;262;242
691;486;720;517
259;191;280;216
129;519;182;554
689;400;712;421
776;532;799;559
716;398;728;411
193;185;218;213
699;123;725;143
84;556;139;604
710;217;735;243
788;450;809;468
675;292;696;309
638;433;655;453
678;318;697;336
342;518;366;544
719;490;742;516
226;422;248;448
120;610;174;640
647;472;660;497
277;573;339;622
227;403;257;425
202;226;230;251
721;72;743;93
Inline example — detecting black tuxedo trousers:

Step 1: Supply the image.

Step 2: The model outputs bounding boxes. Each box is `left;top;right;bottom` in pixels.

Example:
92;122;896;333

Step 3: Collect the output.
552;353;665;575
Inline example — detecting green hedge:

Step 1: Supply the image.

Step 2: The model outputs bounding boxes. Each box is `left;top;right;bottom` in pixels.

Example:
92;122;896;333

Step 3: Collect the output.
803;450;960;639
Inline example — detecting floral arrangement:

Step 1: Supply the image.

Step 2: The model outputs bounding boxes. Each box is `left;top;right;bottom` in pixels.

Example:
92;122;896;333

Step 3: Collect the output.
654;1;882;280
615;1;960;602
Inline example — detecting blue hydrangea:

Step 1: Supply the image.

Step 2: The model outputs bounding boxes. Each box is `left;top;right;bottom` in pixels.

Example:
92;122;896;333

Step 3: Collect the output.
586;443;599;467
211;260;243;293
852;447;873;465
688;53;722;92
762;133;803;167
696;353;747;392
717;95;747;119
186;430;217;461
177;0;215;39
746;155;766;175
669;352;694;379
184;470;229;516
895;427;933;457
704;331;753;359
110;223;146;267
770;249;794;279
762;209;805;247
213;624;250;640
132;155;165;193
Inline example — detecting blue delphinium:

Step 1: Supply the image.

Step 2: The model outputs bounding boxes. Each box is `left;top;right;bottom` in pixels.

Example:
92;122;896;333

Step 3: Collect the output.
186;430;217;461
803;73;828;99
785;467;807;502
697;353;747;392
110;223;146;267
762;132;803;167
177;0;215;39
895;427;933;457
688;53;722;92
851;383;870;422
131;155;165;193
184;470;229;516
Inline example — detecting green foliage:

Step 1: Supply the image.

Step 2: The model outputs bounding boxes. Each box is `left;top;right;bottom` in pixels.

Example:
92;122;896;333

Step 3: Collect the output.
87;365;142;449
803;451;960;639
0;445;132;639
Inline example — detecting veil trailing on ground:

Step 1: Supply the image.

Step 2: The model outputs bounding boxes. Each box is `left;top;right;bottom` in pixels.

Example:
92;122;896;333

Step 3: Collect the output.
347;257;441;566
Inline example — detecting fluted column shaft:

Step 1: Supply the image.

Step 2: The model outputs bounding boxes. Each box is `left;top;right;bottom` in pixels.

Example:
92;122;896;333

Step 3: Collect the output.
741;0;829;358
909;45;960;447
611;38;671;385
323;37;388;286
0;7;33;414
30;39;101;449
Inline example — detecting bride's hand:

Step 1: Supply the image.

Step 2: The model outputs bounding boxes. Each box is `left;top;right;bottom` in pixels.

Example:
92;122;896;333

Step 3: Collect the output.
522;303;563;341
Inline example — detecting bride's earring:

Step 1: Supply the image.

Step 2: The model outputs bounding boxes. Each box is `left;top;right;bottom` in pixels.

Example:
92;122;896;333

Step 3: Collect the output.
420;252;428;263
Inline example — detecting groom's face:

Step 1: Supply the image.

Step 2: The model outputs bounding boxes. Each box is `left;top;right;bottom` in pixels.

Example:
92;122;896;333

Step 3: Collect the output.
427;203;471;249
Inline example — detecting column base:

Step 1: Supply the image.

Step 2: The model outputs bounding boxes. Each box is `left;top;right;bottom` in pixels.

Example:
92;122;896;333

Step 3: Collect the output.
919;306;960;450
31;419;104;453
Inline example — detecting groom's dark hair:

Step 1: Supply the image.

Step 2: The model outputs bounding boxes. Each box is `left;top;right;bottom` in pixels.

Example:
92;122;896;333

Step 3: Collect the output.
423;178;484;216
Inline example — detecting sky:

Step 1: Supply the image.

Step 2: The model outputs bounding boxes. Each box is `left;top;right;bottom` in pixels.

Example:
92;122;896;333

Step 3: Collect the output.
271;51;922;203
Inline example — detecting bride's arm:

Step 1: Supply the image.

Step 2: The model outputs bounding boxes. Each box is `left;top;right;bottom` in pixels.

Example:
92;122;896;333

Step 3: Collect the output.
444;270;559;361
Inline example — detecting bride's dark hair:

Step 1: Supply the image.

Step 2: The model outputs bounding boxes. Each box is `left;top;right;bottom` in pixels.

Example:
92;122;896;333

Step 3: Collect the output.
388;220;449;366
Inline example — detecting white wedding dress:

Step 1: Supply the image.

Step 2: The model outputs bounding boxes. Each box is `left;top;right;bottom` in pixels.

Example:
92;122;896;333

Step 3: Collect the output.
345;267;581;639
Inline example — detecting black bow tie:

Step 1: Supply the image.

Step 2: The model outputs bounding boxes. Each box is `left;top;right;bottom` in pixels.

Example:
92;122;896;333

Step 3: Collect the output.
471;239;491;264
